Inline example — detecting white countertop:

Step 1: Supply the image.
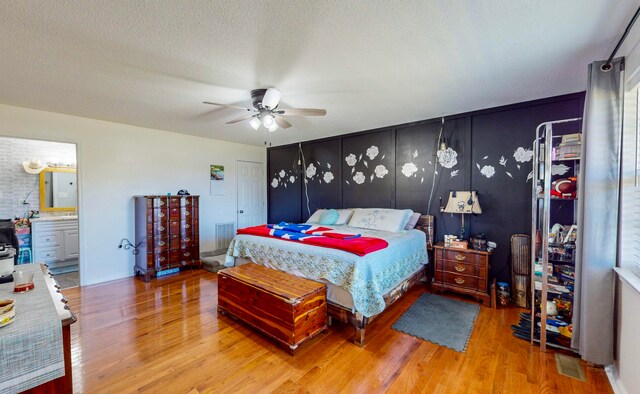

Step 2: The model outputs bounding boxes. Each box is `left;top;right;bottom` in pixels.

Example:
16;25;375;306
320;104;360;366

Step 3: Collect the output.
30;216;78;223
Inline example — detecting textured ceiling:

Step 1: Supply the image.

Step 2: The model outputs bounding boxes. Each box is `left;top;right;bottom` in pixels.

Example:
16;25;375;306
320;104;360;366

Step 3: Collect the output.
0;1;636;146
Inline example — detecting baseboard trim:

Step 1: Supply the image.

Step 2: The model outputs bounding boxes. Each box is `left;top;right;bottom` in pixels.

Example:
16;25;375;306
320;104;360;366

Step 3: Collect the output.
605;364;627;394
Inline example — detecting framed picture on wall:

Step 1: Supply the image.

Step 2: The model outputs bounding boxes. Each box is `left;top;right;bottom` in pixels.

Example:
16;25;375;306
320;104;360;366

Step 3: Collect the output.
210;164;224;195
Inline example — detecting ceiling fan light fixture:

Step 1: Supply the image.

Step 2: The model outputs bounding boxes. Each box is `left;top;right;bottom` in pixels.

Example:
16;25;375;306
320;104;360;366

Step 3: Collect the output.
267;123;279;132
249;117;261;130
262;114;276;128
262;88;282;109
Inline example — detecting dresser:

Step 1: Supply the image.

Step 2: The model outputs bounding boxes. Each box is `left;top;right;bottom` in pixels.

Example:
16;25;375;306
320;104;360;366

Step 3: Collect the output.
432;242;491;306
134;195;201;281
31;217;79;269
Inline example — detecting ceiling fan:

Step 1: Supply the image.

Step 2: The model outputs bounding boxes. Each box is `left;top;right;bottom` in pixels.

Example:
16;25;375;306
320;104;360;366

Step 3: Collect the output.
203;88;326;132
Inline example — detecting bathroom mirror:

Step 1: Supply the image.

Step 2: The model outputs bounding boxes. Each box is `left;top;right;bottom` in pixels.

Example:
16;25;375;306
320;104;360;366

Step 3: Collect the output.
39;168;77;211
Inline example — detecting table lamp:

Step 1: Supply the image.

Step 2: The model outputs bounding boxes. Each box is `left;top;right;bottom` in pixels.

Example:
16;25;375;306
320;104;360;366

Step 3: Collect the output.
442;191;482;240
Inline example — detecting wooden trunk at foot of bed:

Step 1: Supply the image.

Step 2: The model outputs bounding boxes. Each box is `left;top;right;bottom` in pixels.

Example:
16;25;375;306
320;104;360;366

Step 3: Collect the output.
326;267;427;347
218;263;328;354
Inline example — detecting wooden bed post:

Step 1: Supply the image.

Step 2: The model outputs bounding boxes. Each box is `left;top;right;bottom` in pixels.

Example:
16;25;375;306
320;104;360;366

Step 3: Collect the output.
355;327;366;347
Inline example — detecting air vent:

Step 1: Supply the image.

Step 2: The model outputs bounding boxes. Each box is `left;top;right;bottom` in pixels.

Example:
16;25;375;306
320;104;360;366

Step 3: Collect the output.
215;222;235;252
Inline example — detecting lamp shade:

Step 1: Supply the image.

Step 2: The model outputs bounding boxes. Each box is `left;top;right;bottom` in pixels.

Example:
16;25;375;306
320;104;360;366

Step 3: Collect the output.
249;117;261;130
443;191;482;214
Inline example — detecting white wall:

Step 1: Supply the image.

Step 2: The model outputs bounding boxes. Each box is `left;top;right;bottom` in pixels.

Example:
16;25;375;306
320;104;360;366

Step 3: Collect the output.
0;103;266;285
613;17;640;394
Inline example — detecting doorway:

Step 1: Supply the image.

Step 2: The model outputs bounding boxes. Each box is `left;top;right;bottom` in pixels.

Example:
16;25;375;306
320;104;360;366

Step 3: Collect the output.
237;160;265;228
0;136;80;288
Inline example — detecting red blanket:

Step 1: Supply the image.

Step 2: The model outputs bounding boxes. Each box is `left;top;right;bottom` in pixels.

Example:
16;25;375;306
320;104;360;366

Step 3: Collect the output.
237;225;388;256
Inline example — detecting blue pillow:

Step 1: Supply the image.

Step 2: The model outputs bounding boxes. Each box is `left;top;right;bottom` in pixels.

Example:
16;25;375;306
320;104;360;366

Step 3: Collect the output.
319;209;339;225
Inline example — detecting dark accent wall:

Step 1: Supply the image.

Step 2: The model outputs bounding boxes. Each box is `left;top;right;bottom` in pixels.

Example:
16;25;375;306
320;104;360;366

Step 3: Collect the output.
267;93;585;283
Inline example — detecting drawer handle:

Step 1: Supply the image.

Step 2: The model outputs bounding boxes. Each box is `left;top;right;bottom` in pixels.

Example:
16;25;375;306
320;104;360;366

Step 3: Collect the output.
159;212;165;218
454;277;465;285
159;200;165;206
184;252;190;257
454;264;466;272
159;225;165;231
185;224;190;228
455;254;466;261
45;238;51;242
172;209;178;213
160;256;165;261
186;211;190;216
185;200;190;205
185;237;191;242
158;241;165;246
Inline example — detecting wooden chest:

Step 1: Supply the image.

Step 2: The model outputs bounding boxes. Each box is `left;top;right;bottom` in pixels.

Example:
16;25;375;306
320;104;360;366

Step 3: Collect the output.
134;195;201;281
432;242;491;306
217;263;327;354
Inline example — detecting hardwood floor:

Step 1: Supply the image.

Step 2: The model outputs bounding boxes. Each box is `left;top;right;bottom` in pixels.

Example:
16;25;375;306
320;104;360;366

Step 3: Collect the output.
63;269;611;393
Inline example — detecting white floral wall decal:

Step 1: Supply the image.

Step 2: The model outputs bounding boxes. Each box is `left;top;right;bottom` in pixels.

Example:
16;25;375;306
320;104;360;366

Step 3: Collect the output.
289;176;296;183
451;170;459;178
305;163;317;178
499;156;507;166
366;146;379;160
514;147;534;163
279;170;286;178
353;171;365;184
483;155;488;160
345;154;357;166
413;149;419;158
271;178;279;188
401;162;418;177
551;163;570;176
374;165;388;178
506;171;513;178
437;148;458;168
323;172;334;183
526;171;534;182
480;165;495;178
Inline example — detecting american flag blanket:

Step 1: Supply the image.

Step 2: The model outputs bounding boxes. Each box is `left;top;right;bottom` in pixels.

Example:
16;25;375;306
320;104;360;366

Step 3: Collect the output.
236;222;388;256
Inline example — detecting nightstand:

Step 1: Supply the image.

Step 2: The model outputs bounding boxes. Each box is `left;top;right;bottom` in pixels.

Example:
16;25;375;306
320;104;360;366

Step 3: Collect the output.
432;242;491;306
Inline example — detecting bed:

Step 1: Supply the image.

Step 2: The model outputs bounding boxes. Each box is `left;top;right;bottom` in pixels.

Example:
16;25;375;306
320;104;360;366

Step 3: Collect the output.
224;222;429;346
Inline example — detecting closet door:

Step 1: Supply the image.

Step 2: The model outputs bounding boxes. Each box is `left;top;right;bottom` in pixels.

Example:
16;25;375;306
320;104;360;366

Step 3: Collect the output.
268;145;302;223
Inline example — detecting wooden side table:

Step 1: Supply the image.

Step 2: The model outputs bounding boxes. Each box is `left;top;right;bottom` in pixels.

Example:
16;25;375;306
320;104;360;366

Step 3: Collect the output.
432;242;491;306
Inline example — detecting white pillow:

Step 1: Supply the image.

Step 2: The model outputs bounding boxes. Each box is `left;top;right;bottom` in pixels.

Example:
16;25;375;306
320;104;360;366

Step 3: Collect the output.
306;209;326;224
335;209;355;225
404;212;421;230
347;208;414;233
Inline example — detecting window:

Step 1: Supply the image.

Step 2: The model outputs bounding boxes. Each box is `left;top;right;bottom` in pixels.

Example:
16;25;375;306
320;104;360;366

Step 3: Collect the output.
620;84;640;276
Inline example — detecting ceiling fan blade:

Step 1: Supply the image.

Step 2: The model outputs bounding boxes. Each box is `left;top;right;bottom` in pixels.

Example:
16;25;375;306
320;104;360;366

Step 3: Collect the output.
274;116;292;129
262;88;282;109
277;108;327;116
203;101;253;111
225;114;255;124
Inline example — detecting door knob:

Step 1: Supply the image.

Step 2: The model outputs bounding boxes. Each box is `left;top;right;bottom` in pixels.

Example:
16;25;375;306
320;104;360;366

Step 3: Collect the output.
239;210;244;213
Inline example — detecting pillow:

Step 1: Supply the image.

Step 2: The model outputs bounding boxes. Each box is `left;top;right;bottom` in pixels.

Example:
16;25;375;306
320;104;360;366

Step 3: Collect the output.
335;209;355;225
306;209;326;224
319;209;339;225
404;212;421;230
347;208;414;233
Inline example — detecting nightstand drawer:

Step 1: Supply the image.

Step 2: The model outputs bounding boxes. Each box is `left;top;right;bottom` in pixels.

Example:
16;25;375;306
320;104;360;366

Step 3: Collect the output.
435;271;482;290
436;260;483;278
439;249;484;265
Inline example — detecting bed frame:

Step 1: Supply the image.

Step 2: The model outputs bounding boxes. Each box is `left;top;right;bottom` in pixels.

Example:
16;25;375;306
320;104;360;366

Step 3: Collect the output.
326;266;427;347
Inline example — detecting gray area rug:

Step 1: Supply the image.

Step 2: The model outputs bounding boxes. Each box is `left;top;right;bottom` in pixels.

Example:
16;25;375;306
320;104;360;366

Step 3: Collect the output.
53;271;79;289
392;293;480;352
